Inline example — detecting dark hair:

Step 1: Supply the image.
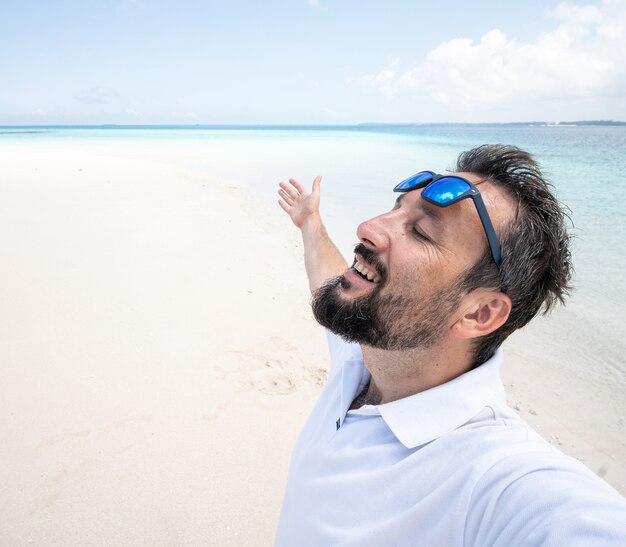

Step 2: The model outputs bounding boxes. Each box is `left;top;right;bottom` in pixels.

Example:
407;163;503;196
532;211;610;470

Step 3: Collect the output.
455;144;573;366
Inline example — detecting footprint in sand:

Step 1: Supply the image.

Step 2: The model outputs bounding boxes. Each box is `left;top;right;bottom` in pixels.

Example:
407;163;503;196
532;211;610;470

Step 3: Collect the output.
216;340;327;395
304;366;327;387
246;358;297;395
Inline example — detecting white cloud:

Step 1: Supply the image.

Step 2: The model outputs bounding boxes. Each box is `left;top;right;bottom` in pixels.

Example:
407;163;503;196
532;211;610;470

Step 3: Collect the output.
307;0;321;8
362;59;402;97
362;0;626;115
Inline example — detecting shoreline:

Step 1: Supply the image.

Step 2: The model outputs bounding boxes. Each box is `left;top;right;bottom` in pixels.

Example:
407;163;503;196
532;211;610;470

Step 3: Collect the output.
0;140;623;544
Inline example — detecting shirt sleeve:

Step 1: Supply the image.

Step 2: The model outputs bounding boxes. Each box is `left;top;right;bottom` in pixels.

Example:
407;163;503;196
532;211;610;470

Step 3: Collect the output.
325;329;363;377
464;453;626;546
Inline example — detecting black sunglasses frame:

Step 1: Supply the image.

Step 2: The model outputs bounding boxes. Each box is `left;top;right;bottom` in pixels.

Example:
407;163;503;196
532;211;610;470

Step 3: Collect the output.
393;171;503;271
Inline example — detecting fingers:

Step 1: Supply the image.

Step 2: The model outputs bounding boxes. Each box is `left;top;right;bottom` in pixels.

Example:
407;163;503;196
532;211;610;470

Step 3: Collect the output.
289;178;306;194
278;199;291;213
278;187;295;204
312;175;322;194
279;176;322;202
279;180;301;200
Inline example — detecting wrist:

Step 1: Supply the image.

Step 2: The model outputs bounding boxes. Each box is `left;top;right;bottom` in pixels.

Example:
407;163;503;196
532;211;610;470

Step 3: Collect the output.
300;212;323;232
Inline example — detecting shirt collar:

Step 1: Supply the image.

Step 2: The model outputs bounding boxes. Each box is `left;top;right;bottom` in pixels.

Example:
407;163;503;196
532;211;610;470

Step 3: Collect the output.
352;349;505;449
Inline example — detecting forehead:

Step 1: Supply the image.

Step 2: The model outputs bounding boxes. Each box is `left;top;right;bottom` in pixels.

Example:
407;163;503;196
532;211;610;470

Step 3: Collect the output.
397;171;515;236
455;172;517;231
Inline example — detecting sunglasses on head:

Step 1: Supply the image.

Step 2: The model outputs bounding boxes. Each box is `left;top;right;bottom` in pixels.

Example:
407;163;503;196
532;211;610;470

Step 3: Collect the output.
393;171;503;271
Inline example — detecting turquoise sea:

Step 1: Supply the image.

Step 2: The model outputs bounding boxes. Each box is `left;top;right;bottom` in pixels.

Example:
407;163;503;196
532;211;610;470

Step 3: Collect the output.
2;124;625;385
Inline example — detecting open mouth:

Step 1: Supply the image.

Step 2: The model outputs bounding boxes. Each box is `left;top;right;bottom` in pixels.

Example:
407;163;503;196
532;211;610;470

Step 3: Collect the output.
352;256;382;284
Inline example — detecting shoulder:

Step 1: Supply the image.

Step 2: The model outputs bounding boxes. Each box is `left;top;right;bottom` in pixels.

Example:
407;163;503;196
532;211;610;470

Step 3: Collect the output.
463;428;626;546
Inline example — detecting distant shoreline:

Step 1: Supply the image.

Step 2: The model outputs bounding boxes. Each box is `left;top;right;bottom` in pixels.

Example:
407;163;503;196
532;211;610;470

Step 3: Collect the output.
0;120;625;130
359;120;626;127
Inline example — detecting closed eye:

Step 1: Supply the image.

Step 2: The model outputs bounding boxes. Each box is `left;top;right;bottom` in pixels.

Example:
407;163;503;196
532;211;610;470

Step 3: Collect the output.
393;194;435;243
412;226;431;242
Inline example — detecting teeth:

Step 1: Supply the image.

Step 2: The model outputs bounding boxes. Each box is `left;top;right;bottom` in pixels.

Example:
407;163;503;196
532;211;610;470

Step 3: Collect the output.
354;259;382;283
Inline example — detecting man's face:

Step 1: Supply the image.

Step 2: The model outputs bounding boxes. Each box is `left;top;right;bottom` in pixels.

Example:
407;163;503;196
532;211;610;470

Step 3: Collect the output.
312;173;515;350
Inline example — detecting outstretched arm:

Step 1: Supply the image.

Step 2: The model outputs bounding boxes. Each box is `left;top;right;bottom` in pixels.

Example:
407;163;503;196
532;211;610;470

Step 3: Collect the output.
278;176;348;294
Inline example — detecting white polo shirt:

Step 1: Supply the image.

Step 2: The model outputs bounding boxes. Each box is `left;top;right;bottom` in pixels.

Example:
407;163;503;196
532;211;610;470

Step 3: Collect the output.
275;332;626;546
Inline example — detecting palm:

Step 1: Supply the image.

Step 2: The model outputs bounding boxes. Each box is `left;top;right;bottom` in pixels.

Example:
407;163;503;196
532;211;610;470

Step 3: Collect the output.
278;177;322;229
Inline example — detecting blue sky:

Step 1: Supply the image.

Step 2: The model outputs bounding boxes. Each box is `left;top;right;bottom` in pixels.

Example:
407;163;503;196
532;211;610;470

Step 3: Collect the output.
1;0;624;124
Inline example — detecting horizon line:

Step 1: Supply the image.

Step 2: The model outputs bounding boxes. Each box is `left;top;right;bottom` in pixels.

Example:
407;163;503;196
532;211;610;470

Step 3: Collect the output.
1;120;625;128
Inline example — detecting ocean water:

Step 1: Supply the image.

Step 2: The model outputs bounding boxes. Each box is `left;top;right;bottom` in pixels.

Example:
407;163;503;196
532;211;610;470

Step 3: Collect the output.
2;124;625;385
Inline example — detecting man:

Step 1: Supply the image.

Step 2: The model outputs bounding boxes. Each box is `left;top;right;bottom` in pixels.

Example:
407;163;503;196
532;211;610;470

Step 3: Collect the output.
274;145;626;546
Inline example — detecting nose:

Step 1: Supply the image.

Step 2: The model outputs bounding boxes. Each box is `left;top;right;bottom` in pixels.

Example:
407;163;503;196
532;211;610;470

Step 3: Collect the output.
356;208;402;252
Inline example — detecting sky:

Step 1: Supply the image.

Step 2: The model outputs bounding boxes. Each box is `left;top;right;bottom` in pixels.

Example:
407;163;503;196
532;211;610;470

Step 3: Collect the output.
1;0;625;124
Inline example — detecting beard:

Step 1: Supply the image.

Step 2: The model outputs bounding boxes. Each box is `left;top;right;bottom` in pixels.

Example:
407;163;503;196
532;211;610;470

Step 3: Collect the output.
312;247;462;351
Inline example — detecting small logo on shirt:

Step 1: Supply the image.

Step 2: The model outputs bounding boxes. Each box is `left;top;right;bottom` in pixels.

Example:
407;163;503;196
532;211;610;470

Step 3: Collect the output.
336;419;341;430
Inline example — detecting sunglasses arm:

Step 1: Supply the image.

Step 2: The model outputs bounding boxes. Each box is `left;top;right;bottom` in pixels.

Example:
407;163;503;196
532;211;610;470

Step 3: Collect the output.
472;195;503;269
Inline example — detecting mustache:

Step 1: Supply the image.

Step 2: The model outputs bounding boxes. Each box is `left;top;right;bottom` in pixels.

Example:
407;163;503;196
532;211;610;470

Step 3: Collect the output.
353;243;388;281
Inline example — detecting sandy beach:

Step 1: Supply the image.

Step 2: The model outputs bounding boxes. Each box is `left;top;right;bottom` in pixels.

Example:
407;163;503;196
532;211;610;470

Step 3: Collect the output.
1;139;624;545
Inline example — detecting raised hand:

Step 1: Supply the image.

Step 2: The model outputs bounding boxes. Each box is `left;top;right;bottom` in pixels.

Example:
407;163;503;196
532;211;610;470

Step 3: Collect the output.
277;175;347;292
278;176;322;229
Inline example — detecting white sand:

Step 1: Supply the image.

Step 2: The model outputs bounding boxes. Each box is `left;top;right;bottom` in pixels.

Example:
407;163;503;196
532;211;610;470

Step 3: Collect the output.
0;140;624;545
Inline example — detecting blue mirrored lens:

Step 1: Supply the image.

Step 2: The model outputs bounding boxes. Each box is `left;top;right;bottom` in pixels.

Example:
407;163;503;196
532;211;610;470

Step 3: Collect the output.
395;171;434;191
422;177;471;204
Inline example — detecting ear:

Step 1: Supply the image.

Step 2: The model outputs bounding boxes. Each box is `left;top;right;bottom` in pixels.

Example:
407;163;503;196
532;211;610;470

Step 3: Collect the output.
451;290;512;340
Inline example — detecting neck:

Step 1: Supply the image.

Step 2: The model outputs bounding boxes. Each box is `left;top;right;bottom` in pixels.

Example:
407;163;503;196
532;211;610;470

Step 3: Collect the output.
354;339;473;407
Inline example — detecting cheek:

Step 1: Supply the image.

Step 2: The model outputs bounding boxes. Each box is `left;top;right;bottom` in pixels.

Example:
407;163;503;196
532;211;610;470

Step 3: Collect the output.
390;245;462;297
403;242;449;274
389;254;434;293
454;239;484;271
